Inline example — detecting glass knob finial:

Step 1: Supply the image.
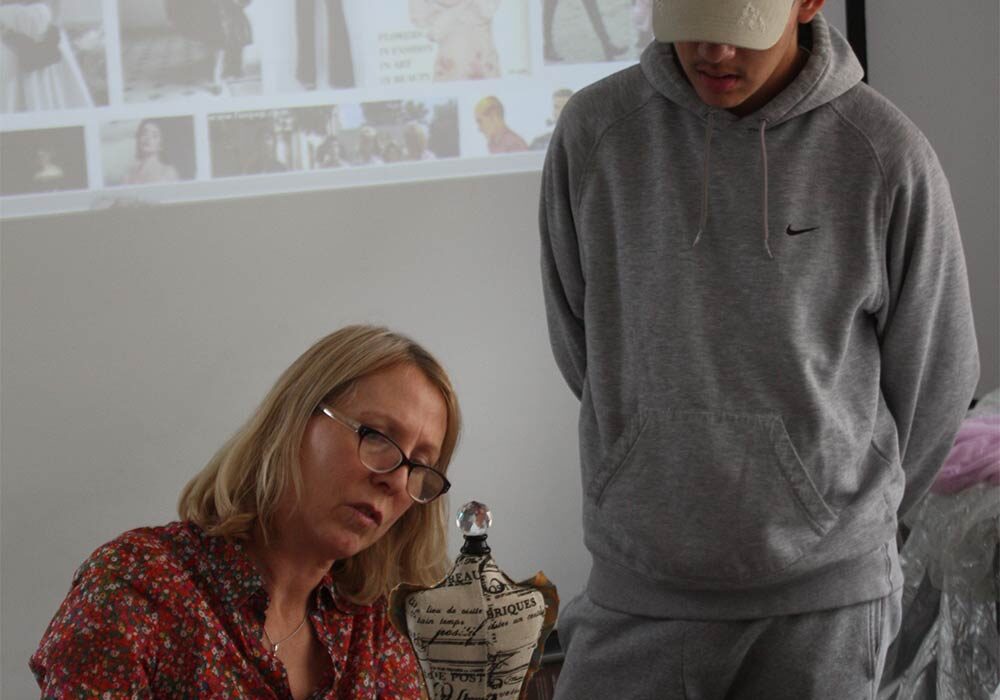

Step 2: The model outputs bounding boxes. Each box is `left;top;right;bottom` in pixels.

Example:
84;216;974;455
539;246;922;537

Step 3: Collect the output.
457;501;492;537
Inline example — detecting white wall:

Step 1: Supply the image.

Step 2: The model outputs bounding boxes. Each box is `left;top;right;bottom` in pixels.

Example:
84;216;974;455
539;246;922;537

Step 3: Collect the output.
3;5;998;698
1;174;590;698
865;1;999;393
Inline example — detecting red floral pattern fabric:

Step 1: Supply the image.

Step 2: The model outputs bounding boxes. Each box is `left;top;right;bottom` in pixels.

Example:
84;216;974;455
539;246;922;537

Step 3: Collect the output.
30;521;424;699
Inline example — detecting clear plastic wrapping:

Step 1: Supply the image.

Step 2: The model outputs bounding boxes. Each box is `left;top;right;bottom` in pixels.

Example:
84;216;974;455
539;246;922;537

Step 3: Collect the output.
880;484;1000;700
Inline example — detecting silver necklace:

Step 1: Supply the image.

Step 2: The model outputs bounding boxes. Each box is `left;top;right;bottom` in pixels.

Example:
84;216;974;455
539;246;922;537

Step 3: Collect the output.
262;613;309;654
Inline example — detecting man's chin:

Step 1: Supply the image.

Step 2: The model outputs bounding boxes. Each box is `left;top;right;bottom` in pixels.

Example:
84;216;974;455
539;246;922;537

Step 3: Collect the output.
695;90;749;113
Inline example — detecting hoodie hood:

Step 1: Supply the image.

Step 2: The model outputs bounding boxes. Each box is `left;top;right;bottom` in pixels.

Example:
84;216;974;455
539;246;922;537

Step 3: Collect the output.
640;12;864;129
639;12;864;256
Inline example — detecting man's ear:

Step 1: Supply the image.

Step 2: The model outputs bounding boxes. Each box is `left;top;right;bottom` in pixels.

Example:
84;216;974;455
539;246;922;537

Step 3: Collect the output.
797;0;826;23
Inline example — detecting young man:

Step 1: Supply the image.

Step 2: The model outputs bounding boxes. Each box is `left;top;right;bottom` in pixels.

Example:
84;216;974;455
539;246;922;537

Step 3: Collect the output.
539;1;979;698
475;96;529;154
530;88;575;151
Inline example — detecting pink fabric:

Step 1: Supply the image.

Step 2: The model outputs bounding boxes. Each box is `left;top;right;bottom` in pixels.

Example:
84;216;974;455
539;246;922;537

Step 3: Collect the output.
931;414;1000;494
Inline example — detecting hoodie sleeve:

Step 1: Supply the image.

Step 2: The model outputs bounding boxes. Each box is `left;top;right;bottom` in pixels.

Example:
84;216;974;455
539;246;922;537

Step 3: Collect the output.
876;136;980;523
539;120;588;400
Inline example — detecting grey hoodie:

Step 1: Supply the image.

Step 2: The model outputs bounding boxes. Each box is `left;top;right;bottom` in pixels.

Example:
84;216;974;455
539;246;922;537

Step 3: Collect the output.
540;14;979;619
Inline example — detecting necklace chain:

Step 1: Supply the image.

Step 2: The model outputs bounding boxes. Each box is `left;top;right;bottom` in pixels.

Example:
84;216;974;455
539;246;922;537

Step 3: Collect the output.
262;613;309;654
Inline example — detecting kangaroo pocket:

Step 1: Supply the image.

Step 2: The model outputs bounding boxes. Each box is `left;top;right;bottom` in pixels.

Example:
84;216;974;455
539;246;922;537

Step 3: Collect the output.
585;410;839;586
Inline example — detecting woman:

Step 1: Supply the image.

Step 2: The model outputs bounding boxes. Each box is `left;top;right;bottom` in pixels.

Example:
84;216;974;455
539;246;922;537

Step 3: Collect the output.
408;0;500;81
0;0;94;112
121;119;180;185
31;325;461;699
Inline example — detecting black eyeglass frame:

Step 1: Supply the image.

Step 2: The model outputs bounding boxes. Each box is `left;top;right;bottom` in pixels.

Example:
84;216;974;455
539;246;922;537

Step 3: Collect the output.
318;404;451;503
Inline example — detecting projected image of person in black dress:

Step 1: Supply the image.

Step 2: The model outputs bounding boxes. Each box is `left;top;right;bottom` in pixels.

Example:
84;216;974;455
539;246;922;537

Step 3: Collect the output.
296;0;355;89
165;0;253;96
119;0;261;101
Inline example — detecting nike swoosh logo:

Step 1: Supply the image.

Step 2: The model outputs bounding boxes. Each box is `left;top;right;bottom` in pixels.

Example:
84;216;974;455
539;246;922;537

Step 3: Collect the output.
786;225;820;236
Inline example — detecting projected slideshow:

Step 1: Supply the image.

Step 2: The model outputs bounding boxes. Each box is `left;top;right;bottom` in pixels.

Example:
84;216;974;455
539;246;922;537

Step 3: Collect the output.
0;0;652;218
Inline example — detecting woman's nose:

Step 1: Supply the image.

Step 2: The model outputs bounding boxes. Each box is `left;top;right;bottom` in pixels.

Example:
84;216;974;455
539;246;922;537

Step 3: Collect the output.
697;42;737;63
371;465;409;495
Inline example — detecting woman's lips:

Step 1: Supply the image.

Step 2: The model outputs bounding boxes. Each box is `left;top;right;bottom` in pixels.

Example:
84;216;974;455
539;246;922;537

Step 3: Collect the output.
347;503;381;528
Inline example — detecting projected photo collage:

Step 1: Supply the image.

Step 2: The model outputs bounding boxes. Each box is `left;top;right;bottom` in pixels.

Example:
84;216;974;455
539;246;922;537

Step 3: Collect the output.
1;0;652;213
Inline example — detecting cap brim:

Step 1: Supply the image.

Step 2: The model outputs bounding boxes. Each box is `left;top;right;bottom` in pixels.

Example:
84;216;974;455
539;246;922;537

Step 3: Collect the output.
653;0;792;50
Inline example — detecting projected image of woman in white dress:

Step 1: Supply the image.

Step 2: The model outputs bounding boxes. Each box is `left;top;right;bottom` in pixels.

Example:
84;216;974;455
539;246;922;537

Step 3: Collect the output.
0;0;106;112
409;0;501;81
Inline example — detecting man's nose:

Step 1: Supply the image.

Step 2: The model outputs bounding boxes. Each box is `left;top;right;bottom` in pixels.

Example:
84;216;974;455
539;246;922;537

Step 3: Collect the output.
697;42;737;62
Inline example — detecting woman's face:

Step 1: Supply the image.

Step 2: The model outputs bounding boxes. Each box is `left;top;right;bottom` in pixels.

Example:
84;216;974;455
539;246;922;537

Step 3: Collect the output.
276;363;448;564
137;122;163;156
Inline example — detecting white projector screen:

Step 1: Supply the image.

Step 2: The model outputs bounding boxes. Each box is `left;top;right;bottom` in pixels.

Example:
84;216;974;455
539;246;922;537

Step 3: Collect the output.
1;0;651;219
0;0;847;220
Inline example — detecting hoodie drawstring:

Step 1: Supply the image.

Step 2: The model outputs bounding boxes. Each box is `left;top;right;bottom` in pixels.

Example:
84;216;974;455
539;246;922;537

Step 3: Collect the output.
760;119;773;259
691;112;713;249
692;114;774;260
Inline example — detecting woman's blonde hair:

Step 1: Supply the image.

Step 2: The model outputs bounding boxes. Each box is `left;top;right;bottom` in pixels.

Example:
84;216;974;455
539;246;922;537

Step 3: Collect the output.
178;325;461;603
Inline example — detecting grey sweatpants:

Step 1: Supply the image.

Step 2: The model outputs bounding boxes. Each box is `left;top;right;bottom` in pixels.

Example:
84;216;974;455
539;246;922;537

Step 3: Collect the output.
552;589;902;700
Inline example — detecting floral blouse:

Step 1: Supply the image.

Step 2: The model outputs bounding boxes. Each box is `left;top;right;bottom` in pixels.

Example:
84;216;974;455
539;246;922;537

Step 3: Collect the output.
30;521;424;699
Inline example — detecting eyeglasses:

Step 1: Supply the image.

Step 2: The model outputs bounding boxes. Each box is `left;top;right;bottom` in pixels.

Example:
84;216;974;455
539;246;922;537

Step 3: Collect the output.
319;405;450;504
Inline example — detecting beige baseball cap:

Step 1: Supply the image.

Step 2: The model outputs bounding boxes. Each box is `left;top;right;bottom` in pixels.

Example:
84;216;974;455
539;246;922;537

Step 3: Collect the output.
653;0;797;50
